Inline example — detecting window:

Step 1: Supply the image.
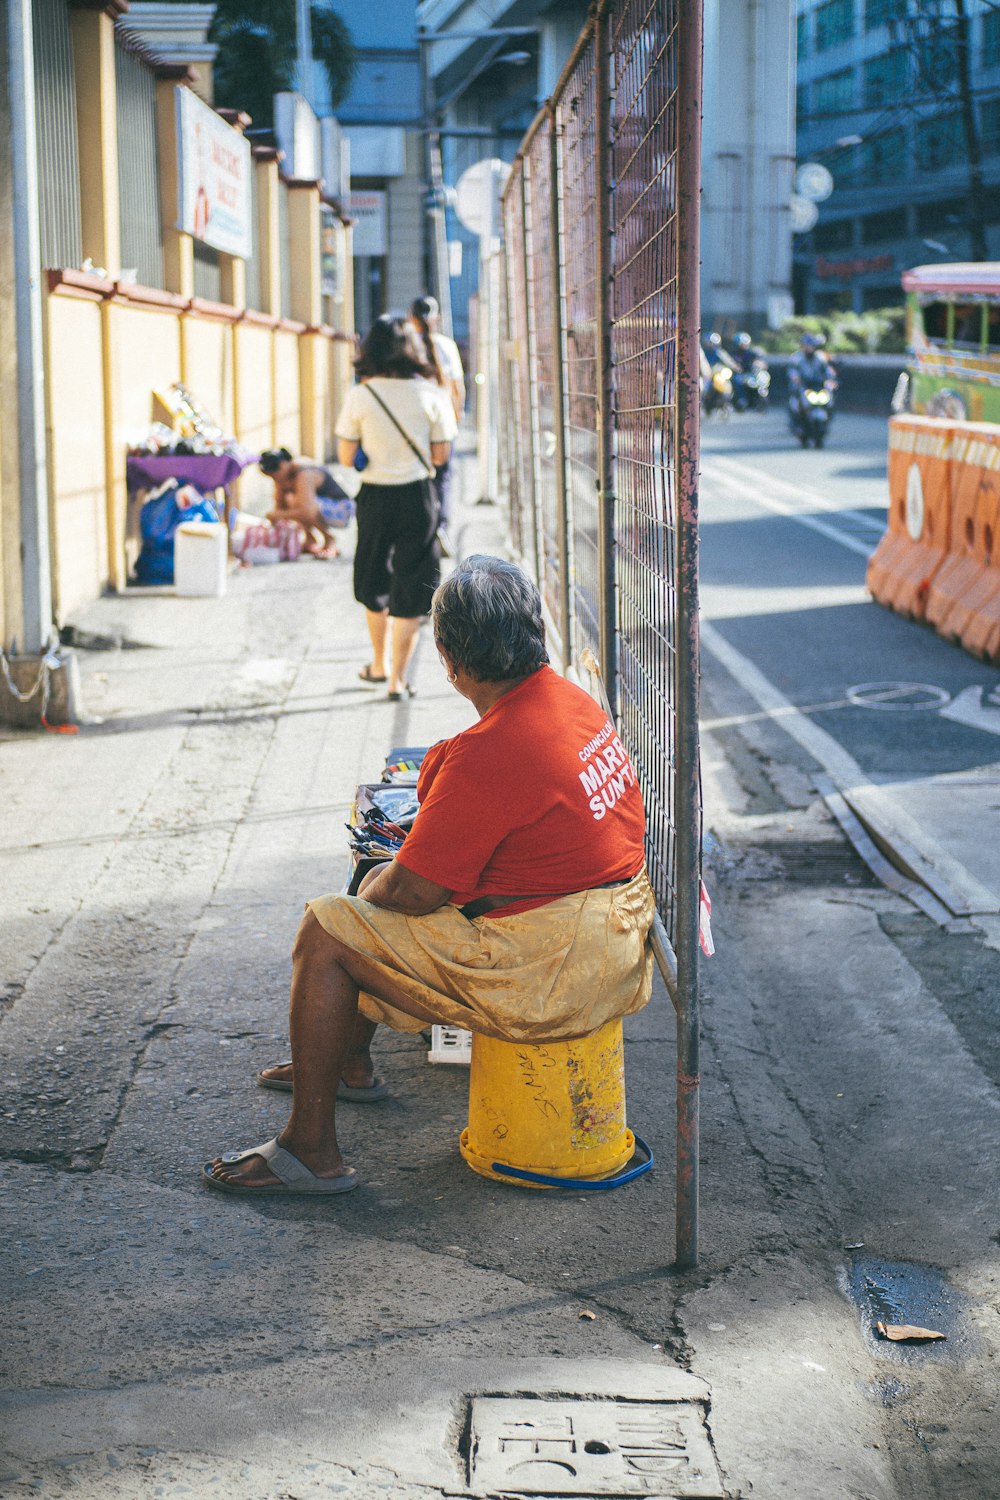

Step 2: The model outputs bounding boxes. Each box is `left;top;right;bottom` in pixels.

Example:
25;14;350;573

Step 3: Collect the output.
815;0;855;52
915;196;968;233
814;218;855;251
798;13;810;60
986;305;1000;350
915;30;958;90
861;207;906;243
814;67;855;115
953;303;983;348
916;112;964;171
981;97;1000;155
865;0;903;30
921;301;949;341
983;9;1000;67
863;49;908;107
862;127;907;182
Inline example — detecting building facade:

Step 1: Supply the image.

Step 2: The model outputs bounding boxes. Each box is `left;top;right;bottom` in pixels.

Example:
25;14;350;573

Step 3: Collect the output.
795;0;1000;314
0;0;354;657
310;1;425;332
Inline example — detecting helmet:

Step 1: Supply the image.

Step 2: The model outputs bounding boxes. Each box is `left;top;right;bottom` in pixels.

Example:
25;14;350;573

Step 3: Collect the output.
800;332;824;351
734;332;752;349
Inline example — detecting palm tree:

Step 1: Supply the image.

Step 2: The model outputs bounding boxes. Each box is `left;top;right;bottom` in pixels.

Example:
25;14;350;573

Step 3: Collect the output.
208;1;356;129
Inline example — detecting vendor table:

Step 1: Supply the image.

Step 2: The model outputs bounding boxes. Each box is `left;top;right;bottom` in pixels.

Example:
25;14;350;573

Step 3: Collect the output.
125;453;260;562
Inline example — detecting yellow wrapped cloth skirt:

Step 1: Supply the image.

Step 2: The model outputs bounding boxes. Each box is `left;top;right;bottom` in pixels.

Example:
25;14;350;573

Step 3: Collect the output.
307;868;655;1044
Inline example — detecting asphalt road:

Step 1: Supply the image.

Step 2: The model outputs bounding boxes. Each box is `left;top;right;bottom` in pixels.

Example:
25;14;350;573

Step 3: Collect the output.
700;407;1000;780
696;404;1000;1498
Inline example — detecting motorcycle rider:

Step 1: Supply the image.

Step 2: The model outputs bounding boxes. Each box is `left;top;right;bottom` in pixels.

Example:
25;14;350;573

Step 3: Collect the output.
729;331;770;411
788;332;838;444
789;333;835;405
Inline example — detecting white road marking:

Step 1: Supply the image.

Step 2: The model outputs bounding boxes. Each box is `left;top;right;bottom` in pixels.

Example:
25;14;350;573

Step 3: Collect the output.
700;619;1000;916
702;454;883;561
940;685;1000;738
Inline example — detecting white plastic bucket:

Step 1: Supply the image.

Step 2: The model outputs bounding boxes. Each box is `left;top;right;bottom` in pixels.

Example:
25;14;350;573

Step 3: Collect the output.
174;521;227;597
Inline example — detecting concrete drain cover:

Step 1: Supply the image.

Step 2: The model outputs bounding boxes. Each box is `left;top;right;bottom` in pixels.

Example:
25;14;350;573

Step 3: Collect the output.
467;1396;723;1497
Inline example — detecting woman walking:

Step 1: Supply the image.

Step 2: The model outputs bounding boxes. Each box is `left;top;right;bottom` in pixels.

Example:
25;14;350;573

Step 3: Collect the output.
408;295;465;532
335;316;457;699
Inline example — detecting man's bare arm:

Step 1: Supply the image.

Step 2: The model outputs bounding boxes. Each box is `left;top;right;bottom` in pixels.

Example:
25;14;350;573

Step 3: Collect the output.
357;859;453;915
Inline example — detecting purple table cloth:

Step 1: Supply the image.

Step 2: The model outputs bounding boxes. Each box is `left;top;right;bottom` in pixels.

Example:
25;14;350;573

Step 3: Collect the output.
126;453;258;492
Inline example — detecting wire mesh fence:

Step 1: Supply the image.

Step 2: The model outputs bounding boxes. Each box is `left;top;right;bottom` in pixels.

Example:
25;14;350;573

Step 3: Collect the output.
557;40;603;678
498;0;703;1266
500;0;694;947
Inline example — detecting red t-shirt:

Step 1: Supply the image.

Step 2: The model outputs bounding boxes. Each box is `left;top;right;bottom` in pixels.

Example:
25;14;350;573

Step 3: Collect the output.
396;666;646;915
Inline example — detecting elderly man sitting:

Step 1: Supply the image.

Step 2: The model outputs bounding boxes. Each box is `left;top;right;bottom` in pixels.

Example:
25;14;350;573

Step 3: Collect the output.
204;556;655;1196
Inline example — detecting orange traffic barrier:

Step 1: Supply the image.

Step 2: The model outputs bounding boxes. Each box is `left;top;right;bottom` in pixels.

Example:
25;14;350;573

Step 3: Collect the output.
867;416;952;619
926;424;1000;638
956;469;1000;660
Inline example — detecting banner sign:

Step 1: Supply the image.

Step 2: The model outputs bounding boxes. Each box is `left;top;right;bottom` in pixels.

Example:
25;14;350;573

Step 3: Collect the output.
176;88;252;260
349;191;387;258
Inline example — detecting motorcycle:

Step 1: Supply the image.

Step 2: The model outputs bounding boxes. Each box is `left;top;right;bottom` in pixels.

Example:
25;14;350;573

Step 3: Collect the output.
733;356;771;412
702;362;734;417
790;380;836;448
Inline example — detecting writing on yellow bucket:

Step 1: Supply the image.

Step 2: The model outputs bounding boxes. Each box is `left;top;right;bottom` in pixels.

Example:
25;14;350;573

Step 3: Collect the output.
459;1019;635;1188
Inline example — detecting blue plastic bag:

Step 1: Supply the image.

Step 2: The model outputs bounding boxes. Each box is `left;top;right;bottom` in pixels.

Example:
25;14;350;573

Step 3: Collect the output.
135;488;220;584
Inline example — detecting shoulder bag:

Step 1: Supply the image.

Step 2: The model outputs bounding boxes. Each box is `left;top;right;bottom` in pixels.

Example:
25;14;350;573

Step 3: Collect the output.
362;383;436;479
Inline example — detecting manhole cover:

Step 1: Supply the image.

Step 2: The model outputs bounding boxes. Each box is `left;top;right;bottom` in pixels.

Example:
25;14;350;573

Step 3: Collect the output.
467;1396;723;1497
845;681;950;712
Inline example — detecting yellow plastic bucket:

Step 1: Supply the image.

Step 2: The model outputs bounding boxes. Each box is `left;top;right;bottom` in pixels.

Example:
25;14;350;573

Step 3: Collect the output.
459;1019;635;1188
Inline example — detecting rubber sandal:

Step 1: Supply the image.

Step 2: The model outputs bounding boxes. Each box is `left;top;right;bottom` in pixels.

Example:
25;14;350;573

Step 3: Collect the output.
202;1136;359;1196
387;684;416;702
358;665;387;684
257;1062;389;1102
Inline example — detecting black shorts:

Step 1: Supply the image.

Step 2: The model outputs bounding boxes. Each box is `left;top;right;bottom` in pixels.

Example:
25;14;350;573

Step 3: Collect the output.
353;479;440;617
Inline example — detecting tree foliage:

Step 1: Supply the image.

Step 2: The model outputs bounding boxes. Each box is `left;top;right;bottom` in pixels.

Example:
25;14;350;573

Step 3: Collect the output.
207;2;356;129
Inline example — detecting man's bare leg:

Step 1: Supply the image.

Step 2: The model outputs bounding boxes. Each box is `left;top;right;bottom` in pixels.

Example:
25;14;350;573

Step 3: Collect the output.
208;913;438;1189
258;1013;377;1091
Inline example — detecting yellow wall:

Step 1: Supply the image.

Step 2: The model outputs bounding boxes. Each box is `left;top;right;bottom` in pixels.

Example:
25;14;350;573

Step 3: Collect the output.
183;314;236;436
45;294;108;618
299;334;330;461
43;285;346;617
273;328;302;453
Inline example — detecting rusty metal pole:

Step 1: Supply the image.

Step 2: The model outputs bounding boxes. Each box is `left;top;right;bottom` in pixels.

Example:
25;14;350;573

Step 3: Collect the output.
548;110;573;674
594;8;617;719
674;0;704;1272
520;161;544;586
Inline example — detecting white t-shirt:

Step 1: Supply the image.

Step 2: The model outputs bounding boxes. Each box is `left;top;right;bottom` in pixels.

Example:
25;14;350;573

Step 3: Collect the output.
432;333;464;385
336;378;457;487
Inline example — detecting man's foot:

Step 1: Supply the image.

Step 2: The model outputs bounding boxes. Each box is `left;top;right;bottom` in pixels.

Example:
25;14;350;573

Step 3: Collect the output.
257;1060;389;1100
204;1133;357;1195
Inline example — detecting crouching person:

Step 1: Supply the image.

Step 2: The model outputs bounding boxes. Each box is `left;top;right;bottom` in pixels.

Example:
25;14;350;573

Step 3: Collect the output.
203;555;655;1196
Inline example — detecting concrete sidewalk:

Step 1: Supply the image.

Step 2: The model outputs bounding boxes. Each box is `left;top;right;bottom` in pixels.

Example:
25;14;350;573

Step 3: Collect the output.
2;451;998;1498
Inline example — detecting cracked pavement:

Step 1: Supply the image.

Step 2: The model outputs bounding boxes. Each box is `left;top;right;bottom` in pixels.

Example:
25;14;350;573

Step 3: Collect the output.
2;452;999;1498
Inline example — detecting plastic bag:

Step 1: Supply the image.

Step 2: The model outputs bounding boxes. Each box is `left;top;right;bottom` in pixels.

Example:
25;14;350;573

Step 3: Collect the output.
318;496;356;529
136;486;219;584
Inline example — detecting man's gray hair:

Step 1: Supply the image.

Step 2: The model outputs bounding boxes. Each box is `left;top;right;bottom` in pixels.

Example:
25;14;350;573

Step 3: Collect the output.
432;555;548;682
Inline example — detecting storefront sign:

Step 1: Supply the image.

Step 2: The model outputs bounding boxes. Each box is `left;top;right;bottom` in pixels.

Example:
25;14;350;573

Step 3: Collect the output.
815;253;894;281
349;191;387;258
175;87;252;260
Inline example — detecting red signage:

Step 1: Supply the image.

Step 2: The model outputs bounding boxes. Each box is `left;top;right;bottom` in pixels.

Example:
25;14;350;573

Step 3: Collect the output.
815;254;895;281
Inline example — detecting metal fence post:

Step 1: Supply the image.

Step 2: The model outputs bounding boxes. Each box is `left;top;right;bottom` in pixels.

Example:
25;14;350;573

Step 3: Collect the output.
520;161;544;587
548;110;573;674
594;8;617;720
674;0;705;1273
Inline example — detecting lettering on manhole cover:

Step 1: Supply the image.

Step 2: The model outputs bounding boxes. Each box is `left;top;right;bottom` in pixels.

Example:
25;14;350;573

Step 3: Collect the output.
467;1396;724;1497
